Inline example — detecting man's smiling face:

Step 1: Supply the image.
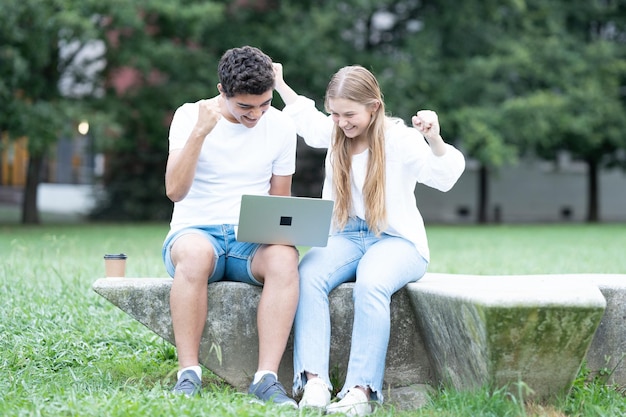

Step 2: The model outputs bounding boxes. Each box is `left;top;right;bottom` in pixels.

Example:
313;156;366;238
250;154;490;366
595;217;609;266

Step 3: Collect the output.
219;88;273;128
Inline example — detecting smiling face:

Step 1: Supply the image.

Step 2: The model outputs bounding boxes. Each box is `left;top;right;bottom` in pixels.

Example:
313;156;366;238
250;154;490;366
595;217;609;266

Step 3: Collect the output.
328;97;376;140
219;88;273;128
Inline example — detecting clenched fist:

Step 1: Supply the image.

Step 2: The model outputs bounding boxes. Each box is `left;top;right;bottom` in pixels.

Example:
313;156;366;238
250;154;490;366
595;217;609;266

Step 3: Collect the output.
195;97;222;136
412;110;440;142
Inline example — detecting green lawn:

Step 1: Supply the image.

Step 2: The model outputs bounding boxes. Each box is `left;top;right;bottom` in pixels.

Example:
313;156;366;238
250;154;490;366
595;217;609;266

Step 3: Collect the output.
1;222;625;416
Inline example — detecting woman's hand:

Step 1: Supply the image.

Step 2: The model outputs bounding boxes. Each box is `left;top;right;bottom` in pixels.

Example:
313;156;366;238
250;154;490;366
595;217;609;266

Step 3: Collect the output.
412;110;447;156
412;110;441;141
273;63;283;80
272;63;299;105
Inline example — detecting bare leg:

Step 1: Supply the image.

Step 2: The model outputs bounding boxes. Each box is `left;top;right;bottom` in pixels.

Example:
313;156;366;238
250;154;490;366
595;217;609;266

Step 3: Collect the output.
169;234;215;369
251;244;299;373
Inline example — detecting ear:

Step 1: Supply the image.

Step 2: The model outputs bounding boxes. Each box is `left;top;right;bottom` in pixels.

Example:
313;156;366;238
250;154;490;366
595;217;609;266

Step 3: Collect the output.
217;83;226;97
370;100;381;113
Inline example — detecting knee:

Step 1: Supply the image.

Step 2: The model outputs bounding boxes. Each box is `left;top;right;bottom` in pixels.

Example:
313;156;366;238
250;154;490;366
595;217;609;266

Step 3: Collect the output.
353;277;390;301
298;265;331;296
257;245;299;282
171;237;215;283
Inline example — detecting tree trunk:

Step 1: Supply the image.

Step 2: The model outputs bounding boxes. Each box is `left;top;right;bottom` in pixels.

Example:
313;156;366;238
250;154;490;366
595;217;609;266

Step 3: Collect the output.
21;155;42;224
477;164;489;224
586;158;599;223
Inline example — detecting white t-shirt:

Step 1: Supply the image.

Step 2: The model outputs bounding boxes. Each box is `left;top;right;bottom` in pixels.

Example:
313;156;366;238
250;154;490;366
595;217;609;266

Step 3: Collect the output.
167;101;297;234
283;96;465;261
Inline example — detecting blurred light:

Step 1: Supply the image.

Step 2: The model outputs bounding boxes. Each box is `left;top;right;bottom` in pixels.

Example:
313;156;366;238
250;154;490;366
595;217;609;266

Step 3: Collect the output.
78;121;90;135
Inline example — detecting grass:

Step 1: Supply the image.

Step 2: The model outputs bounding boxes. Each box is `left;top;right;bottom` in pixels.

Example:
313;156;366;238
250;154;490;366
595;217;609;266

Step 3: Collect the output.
1;221;625;416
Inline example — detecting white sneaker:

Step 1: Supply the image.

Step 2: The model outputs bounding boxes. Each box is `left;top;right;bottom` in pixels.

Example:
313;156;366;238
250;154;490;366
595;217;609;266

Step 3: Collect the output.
326;388;371;416
298;378;331;408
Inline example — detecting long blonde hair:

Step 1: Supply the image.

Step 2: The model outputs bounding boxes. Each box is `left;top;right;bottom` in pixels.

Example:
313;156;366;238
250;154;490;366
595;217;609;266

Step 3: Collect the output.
324;65;387;235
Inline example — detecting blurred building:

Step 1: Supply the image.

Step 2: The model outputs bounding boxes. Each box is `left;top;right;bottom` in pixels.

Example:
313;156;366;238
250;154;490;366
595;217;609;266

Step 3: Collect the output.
2;129;626;222
416;155;626;223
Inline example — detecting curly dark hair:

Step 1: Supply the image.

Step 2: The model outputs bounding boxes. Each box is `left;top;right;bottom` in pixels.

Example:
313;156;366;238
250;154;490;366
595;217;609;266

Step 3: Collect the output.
218;46;275;97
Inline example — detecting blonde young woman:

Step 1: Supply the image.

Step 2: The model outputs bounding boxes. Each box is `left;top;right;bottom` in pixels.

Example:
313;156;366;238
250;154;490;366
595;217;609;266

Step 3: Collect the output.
273;64;465;416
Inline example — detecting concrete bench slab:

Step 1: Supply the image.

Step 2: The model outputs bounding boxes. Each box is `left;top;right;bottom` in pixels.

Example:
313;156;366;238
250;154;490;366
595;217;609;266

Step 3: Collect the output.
407;273;607;401
92;278;432;409
569;274;626;385
92;273;625;408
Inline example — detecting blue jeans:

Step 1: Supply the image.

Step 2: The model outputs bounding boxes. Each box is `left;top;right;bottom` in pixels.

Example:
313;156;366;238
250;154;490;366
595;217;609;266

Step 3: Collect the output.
162;225;263;286
293;217;428;403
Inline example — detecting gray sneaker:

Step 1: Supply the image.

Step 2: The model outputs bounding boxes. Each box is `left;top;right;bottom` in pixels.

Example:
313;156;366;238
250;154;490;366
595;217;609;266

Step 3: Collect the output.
248;373;297;408
172;370;202;397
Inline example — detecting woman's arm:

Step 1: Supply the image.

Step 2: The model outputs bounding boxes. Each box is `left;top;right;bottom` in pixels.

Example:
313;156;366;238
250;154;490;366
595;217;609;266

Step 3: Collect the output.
272;63;333;149
273;63;299;105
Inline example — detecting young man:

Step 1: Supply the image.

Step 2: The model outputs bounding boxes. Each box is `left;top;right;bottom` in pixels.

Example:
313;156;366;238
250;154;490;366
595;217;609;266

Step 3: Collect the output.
162;46;299;407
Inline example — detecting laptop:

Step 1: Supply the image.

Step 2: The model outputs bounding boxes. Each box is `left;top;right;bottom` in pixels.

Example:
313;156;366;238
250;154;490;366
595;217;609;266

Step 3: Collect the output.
236;194;334;247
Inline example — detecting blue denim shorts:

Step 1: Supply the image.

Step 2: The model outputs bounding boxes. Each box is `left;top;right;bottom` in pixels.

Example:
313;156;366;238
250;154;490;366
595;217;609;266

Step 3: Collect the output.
162;225;263;286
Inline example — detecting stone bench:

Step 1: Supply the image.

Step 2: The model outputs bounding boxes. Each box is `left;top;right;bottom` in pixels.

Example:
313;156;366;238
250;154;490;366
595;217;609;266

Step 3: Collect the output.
92;273;626;409
577;274;626;385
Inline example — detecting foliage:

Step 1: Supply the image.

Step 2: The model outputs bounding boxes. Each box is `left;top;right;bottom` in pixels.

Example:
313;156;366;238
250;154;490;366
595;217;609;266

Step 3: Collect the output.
435;0;626;221
88;0;225;220
2;0;625;222
0;0;105;222
560;363;626;416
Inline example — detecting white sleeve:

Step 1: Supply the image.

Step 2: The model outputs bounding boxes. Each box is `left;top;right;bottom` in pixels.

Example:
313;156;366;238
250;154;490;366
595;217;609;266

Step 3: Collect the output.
392;123;466;192
168;102;198;151
282;96;334;149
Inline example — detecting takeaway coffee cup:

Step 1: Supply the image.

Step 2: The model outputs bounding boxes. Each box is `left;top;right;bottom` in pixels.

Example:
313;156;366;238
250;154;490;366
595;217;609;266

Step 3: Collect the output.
104;253;127;277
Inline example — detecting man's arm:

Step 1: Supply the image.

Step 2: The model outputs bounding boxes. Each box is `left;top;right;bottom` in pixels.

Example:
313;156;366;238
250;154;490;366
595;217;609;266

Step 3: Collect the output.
165;141;202;202
269;174;292;197
165;99;221;202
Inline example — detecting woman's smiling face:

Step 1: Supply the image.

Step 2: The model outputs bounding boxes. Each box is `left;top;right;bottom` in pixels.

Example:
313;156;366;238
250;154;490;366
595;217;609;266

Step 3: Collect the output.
328;98;374;139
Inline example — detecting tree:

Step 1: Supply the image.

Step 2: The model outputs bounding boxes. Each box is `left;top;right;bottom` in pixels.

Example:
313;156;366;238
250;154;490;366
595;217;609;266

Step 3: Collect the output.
87;0;226;220
7;0;621;224
0;0;103;223
484;0;626;222
0;0;229;222
394;0;626;223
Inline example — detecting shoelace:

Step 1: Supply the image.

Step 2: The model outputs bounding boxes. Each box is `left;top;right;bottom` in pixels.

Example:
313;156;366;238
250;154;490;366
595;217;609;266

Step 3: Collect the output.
177;377;200;391
261;380;286;395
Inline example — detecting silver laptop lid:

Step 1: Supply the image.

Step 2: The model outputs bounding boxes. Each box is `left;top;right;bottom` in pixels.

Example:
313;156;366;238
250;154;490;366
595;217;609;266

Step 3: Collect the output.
236;194;334;247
